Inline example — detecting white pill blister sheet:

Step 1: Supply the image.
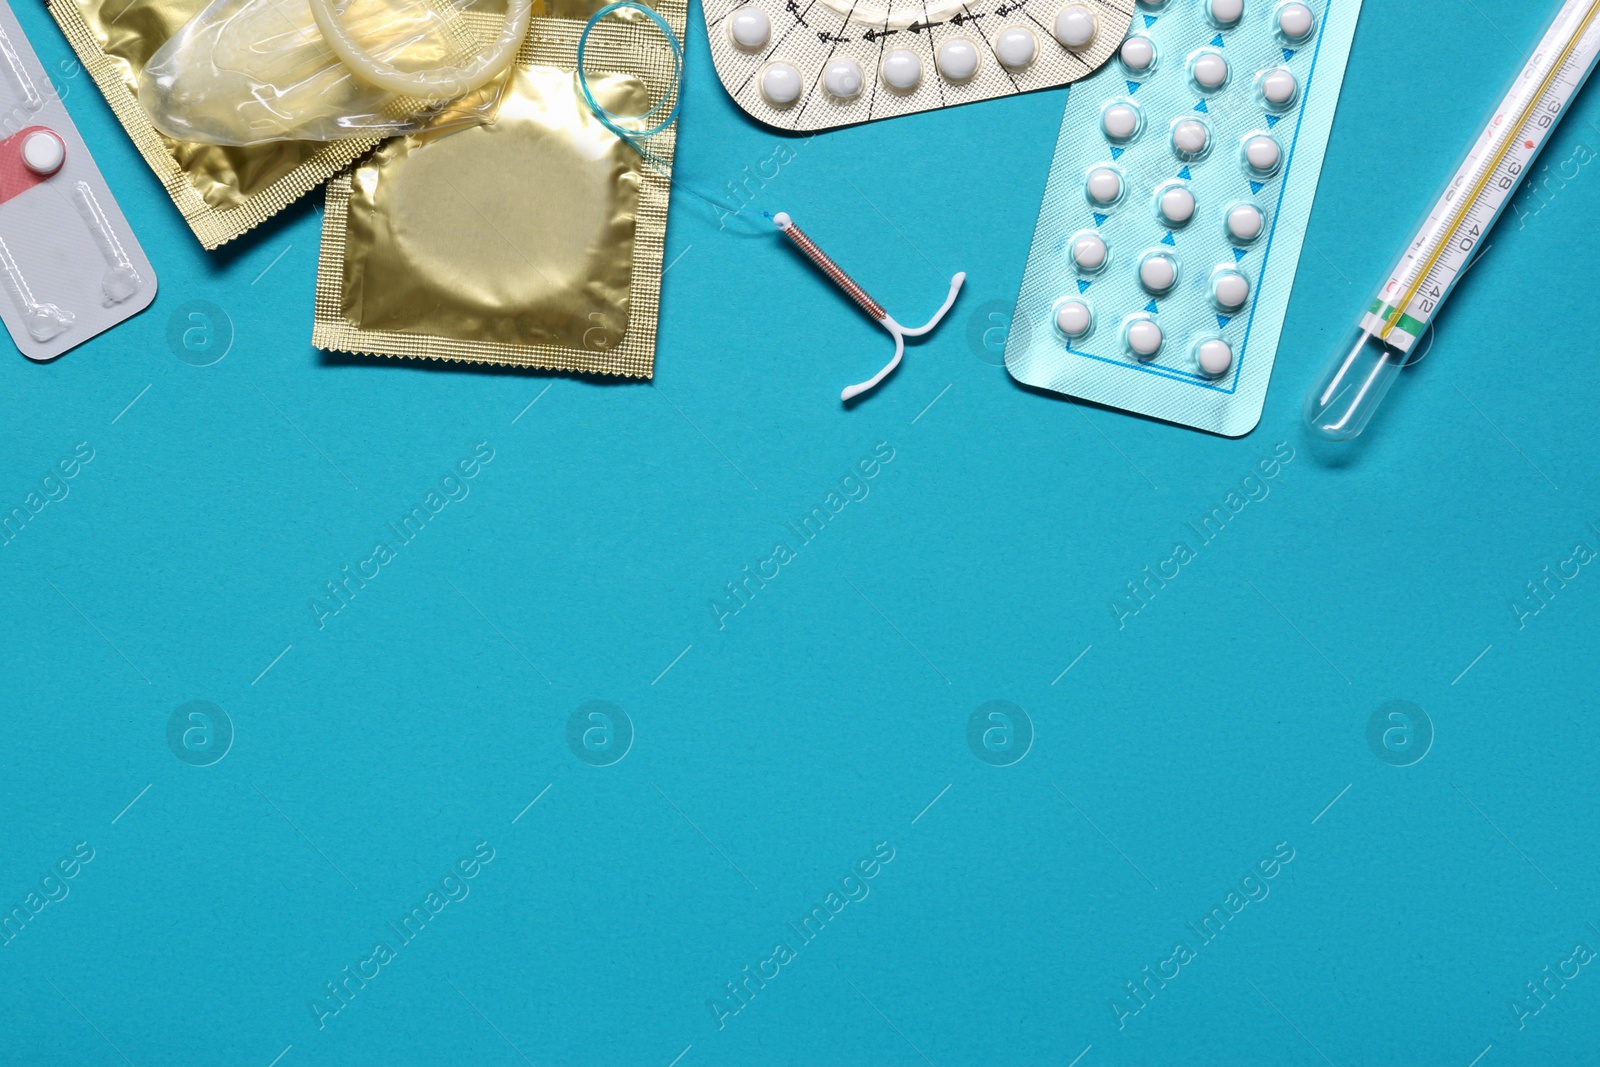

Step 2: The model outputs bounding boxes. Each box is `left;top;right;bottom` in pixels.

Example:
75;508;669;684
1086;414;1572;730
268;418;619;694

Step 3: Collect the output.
1006;0;1360;436
704;0;1135;131
0;0;155;362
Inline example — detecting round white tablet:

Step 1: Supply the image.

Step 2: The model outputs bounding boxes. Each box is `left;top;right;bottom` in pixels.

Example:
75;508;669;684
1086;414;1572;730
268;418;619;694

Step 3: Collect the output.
22;130;64;176
1126;318;1163;358
1120;35;1155;72
1056;299;1092;337
1209;0;1244;26
1053;5;1096;49
1139;253;1177;293
1260;67;1298;105
882;49;922;92
1072;232;1108;271
1227;203;1265;241
1213;270;1250;309
1192;51;1229;90
1245;133;1282;173
1197;338;1234;376
1158;184;1195;225
760;62;803;106
823;57;864;99
728;6;771;49
995;27;1038;68
937;38;980;81
1172;119;1209;156
1086;166;1122;204
1278;1;1314;40
1102;103;1140;141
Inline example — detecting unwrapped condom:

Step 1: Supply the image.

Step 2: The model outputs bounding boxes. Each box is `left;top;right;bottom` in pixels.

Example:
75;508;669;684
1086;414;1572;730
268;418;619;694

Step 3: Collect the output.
138;0;532;146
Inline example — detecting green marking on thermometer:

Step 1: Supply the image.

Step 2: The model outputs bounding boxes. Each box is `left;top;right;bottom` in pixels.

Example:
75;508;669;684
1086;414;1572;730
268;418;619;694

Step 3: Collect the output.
1306;0;1600;441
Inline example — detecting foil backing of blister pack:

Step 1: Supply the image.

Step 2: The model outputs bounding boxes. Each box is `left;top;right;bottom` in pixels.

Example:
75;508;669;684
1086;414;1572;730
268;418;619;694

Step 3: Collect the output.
1006;0;1362;436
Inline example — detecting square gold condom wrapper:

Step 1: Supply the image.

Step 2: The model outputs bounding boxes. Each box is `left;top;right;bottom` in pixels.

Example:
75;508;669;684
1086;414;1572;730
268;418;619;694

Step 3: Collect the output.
48;0;511;248
313;1;682;377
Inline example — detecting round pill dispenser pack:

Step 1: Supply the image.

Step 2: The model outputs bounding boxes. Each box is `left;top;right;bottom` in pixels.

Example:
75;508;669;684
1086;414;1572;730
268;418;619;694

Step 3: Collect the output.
703;0;1134;130
1005;0;1363;436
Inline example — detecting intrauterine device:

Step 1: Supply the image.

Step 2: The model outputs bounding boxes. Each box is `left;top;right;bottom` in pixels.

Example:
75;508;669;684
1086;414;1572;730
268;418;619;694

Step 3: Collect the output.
1305;0;1600;440
773;211;964;400
0;0;155;361
704;0;1133;131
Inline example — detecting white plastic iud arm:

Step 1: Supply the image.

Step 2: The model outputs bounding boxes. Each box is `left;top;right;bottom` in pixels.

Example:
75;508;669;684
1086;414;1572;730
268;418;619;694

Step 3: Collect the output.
772;211;964;401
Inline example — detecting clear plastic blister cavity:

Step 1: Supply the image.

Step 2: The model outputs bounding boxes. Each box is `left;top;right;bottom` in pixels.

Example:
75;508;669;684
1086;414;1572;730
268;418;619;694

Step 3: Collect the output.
1006;0;1362;436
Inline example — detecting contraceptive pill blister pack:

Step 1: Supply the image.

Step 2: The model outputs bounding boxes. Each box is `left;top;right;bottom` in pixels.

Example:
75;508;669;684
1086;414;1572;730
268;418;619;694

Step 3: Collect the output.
0;0;154;361
702;0;1134;131
1006;0;1359;435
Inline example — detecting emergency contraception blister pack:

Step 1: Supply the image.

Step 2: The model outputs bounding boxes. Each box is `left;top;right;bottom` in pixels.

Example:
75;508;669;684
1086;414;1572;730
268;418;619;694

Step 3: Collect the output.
0;0;155;360
1006;0;1359;435
702;0;1133;131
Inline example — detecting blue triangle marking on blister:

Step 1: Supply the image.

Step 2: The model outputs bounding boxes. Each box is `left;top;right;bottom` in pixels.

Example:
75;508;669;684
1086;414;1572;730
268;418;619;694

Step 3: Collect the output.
1283;47;1296;61
1178;166;1192;180
1266;114;1280;128
1077;279;1092;293
1211;32;1224;46
1217;314;1232;329
1127;80;1141;94
1143;13;1157;26
1233;247;1247;262
1160;231;1175;246
1093;212;1108;227
1111;146;1125;160
1195;99;1209;113
1145;300;1159;314
1249;180;1265;194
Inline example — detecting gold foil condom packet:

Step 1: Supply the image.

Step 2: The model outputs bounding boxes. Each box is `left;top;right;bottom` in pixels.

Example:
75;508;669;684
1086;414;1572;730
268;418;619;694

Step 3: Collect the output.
48;0;514;247
314;0;684;377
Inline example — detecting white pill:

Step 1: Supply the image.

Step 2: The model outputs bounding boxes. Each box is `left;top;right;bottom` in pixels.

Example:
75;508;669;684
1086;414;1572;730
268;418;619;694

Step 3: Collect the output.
1159;185;1195;225
760;62;803;106
1140;253;1177;293
995;27;1038;68
1245;134;1282;173
22;130;64;176
1197;338;1234;376
937;38;980;81
1120;35;1155;72
1227;203;1264;241
1102;103;1139;141
1192;51;1229;89
728;6;771;49
823;57;864;99
1072;233;1108;271
1278;1;1314;39
1172;119;1209;156
1086;166;1122;204
1261;67;1298;105
1127;318;1163;358
882;49;922;92
1213;271;1250;309
1053;5;1096;49
1056;299;1092;337
1209;0;1244;26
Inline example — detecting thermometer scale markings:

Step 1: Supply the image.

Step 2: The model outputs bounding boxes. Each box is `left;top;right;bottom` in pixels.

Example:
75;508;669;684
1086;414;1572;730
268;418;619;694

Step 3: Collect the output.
1363;0;1600;350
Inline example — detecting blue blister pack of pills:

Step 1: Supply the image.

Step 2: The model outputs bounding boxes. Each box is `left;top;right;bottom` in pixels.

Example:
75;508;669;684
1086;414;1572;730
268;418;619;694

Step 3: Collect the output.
1005;0;1362;436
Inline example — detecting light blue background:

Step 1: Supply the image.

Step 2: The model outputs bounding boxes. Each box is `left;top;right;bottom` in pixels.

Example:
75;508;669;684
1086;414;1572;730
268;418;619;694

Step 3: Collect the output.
3;0;1599;1064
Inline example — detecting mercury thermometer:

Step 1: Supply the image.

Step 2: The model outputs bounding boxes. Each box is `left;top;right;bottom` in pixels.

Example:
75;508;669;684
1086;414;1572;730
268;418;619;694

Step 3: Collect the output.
1305;0;1600;440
